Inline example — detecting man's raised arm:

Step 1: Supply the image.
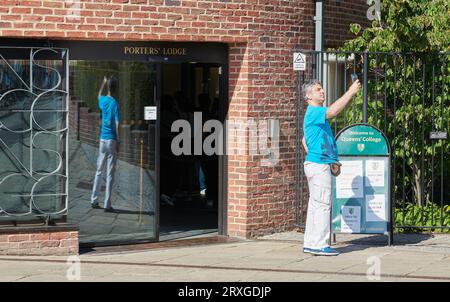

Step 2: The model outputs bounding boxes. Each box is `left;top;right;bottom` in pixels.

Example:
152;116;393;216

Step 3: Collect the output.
98;76;108;99
326;80;361;119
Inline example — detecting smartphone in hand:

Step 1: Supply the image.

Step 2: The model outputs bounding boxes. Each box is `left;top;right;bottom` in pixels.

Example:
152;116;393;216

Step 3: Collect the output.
351;72;358;83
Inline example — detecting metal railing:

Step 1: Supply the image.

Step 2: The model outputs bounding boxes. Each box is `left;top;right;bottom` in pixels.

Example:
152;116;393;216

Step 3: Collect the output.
296;50;450;231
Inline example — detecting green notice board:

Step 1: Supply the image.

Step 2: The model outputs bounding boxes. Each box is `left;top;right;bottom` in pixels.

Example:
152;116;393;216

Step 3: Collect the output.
332;124;393;245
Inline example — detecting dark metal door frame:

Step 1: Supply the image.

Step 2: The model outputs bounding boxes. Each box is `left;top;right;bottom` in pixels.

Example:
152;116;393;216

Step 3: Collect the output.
159;61;228;237
154;62;162;242
218;62;228;236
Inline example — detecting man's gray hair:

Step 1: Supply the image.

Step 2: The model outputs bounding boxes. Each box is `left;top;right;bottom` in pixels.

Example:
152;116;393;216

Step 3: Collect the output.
302;79;321;101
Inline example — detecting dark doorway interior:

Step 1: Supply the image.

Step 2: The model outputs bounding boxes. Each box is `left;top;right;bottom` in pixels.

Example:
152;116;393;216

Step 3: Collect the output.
159;63;220;240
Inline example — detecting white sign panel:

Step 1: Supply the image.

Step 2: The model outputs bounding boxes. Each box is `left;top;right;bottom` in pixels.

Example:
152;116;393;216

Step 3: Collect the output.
144;106;157;120
341;206;361;233
366;194;386;221
365;160;385;187
293;52;306;71
335;160;364;198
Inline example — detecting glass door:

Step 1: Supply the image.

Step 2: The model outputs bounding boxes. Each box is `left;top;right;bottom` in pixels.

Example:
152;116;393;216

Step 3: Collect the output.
158;63;221;240
68;61;159;246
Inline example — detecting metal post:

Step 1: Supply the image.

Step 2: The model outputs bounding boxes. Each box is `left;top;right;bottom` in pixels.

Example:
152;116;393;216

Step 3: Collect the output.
64;49;70;219
363;52;369;123
314;1;323;82
139;138;144;223
296;71;302;226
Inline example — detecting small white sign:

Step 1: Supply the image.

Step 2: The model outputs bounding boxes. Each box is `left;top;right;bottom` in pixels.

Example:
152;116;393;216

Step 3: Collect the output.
144;106;157;120
293;52;306;70
366;194;386;222
365;160;385;187
335;160;364;198
341;206;361;233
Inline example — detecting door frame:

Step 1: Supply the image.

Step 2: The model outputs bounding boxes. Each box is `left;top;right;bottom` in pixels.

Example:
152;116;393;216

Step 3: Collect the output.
153;62;162;242
158;61;228;238
218;63;228;236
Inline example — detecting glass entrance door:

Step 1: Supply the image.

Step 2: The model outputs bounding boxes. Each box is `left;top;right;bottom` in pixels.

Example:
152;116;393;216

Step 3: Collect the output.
159;63;222;240
68;61;159;246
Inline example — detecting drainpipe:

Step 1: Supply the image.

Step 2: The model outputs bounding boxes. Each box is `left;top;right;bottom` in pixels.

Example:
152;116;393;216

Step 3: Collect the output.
313;0;324;83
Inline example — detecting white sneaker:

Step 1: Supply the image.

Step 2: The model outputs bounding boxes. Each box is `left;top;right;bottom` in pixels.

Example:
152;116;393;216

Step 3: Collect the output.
200;188;206;196
309;247;340;256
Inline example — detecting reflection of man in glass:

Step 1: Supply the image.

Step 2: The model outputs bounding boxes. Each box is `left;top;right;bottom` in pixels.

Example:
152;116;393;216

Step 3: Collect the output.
302;79;360;256
91;76;120;212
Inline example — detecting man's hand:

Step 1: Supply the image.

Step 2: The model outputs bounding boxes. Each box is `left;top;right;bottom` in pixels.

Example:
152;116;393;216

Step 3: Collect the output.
302;137;308;154
348;79;361;96
98;76;108;98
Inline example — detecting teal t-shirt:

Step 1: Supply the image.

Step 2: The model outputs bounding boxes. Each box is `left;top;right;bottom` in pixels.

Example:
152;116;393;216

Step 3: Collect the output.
303;105;338;164
99;95;120;140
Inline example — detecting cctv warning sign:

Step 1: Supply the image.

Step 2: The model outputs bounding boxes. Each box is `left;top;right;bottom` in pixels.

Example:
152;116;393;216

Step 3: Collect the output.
293;52;306;71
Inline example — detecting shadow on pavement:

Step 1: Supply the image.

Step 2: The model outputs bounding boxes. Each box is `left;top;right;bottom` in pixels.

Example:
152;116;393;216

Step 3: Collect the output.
333;233;435;254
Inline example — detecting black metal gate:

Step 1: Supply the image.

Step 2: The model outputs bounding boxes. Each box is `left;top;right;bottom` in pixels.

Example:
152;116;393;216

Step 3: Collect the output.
296;50;450;231
0;47;69;225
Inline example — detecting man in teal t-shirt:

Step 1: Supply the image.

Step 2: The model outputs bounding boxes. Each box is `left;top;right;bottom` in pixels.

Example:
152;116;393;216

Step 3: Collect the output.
301;79;360;256
91;76;121;212
303;105;339;164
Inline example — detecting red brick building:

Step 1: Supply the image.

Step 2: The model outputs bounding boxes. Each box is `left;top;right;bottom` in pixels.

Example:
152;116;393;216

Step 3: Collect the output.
0;0;369;255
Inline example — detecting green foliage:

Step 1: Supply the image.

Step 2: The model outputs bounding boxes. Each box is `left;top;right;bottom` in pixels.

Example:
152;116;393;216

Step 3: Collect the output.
344;0;450;52
349;23;361;36
338;0;450;208
395;204;450;233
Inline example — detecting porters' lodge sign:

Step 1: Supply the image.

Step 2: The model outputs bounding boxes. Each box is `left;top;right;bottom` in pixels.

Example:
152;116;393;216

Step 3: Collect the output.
124;46;187;56
3;41;227;62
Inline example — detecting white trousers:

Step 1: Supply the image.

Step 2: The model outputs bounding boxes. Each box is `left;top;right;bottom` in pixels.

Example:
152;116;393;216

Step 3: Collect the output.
303;161;332;249
91;139;117;209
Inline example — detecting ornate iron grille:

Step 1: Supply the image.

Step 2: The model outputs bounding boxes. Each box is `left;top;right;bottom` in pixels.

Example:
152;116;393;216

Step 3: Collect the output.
0;47;69;224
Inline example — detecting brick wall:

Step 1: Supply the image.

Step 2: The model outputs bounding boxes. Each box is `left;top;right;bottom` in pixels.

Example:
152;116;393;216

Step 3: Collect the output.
0;0;368;239
68;97;97;144
0;228;79;255
324;0;371;48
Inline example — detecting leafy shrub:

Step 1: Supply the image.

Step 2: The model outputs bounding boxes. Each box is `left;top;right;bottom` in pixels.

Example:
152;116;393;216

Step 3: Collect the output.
395;204;450;233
